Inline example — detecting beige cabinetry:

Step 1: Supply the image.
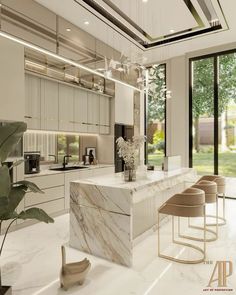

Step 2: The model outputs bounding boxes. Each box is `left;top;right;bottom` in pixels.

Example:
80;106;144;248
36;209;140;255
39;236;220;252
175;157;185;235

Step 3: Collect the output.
99;95;110;134
0;37;25;122
87;92;100;133
25;174;65;216
25;74;41;129
73;88;88;133
40;79;59;131
25;74;111;134
59;84;74;132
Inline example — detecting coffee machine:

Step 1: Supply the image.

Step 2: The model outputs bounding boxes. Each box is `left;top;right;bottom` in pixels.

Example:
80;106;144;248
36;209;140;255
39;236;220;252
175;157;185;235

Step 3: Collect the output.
24;152;40;174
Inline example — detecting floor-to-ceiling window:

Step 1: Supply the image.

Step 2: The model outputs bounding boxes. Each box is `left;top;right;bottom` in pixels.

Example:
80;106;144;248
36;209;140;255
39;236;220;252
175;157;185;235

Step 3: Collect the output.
191;57;215;175
190;50;236;198
146;64;166;167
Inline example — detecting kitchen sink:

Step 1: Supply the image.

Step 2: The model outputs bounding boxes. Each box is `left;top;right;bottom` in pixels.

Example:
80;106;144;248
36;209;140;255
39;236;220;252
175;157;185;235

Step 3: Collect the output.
49;166;89;171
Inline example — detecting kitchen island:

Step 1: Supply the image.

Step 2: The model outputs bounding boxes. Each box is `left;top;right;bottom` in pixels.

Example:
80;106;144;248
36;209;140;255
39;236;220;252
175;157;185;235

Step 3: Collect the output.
70;168;195;266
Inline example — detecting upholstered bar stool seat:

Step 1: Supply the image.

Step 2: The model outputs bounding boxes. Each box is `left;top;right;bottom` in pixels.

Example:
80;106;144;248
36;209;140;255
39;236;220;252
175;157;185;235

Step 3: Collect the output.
158;187;206;264
179;180;218;242
199;175;226;226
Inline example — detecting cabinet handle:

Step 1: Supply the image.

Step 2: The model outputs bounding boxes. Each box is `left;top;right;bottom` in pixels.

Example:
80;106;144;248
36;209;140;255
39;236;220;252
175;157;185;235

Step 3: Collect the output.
24;116;32;119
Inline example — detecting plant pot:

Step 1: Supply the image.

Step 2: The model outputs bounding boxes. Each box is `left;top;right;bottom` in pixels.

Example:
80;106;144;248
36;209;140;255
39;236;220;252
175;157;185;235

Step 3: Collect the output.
124;165;136;182
0;286;12;295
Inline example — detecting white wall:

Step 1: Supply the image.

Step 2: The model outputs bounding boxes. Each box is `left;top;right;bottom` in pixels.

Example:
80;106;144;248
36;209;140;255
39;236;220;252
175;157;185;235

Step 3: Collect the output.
166;55;189;167
0;36;25;121
115;82;134;125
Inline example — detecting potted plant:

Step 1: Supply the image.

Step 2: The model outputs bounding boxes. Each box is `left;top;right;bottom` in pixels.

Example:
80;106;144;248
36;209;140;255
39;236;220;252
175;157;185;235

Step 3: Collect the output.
0;122;54;295
116;135;146;181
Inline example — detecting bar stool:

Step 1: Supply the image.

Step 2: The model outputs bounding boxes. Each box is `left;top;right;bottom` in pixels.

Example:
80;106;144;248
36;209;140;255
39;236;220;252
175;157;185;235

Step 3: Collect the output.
179;180;218;242
158;187;206;264
199;175;226;226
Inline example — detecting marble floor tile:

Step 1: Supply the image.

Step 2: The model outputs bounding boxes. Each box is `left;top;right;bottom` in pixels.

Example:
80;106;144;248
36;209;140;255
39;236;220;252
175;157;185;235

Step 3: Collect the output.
0;199;236;295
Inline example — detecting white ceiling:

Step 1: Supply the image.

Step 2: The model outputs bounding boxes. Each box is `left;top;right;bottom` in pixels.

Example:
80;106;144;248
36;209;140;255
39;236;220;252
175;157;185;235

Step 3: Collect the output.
97;0;198;38
35;0;236;63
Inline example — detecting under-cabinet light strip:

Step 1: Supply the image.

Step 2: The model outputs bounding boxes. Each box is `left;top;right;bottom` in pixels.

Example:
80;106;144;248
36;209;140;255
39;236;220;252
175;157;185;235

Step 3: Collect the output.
0;31;141;92
26;130;99;136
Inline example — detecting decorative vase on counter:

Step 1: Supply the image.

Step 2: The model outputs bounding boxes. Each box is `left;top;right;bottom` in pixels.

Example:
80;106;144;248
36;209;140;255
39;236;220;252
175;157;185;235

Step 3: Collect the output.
116;135;146;183
124;164;136;182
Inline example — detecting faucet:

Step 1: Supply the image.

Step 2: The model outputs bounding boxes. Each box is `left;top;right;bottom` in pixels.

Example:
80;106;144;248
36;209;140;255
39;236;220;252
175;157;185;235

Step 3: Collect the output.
63;155;72;169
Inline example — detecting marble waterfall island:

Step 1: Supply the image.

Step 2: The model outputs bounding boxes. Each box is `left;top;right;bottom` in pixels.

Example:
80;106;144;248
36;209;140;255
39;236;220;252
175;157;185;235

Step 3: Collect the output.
70;168;195;267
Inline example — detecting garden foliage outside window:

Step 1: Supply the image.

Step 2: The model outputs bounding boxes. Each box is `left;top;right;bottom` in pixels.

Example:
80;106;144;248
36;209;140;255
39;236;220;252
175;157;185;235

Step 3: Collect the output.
147;64;166;167
57;135;79;163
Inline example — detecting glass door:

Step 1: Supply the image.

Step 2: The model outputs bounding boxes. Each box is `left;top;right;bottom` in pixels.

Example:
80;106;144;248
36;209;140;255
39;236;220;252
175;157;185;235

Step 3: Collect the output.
190;50;236;198
218;53;236;197
146;64;166;167
191;57;215;175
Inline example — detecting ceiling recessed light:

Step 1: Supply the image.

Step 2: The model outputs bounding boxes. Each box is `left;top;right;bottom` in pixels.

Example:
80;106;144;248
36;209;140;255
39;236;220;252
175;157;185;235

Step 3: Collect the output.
84;21;89;25
142;0;148;2
66;28;71;32
169;29;175;33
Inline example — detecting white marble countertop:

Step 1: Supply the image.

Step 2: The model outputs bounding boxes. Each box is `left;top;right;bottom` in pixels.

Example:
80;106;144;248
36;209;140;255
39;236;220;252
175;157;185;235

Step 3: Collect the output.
24;164;114;178
71;168;195;192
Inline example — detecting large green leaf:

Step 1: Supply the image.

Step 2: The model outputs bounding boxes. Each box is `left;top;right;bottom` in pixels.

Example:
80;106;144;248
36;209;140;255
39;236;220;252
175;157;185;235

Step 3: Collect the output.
18;208;54;223
7;185;26;213
0;122;27;163
0;197;9;218
0;210;18;221
14;180;43;194
0;166;10;198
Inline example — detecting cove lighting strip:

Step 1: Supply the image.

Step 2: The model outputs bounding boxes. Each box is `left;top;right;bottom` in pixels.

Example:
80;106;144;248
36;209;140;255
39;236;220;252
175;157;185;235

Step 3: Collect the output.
26;130;99;136
0;31;141;92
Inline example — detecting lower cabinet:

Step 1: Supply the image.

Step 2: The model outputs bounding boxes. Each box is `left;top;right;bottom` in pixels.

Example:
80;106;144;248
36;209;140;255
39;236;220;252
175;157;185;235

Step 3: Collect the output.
27;199;65;216
25;186;64;207
21;166;114;223
24;174;65;216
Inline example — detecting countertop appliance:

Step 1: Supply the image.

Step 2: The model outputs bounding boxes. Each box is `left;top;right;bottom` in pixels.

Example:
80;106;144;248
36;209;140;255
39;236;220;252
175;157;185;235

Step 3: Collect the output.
24;152;40;174
114;123;134;173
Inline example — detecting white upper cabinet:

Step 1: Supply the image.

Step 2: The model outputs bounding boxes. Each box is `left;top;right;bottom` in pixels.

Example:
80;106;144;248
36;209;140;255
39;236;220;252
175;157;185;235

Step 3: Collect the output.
0;37;25;122
40;79;59;131
74;88;88;133
25;74;111;134
99;95;110;134
25;74;41;129
87;92;100;133
115;82;134;125
59;84;74;132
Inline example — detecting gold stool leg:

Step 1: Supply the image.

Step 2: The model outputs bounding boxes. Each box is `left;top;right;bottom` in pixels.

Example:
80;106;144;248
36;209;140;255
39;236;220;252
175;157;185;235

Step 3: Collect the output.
216;196;218;239
223;193;226;221
179;203;217;242
204;204;206;261
158;210;160;257
159;214;205;264
206;193;226;226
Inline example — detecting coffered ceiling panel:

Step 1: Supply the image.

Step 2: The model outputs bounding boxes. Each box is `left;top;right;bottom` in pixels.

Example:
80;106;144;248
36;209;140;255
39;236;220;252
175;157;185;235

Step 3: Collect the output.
75;0;228;48
98;0;198;38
